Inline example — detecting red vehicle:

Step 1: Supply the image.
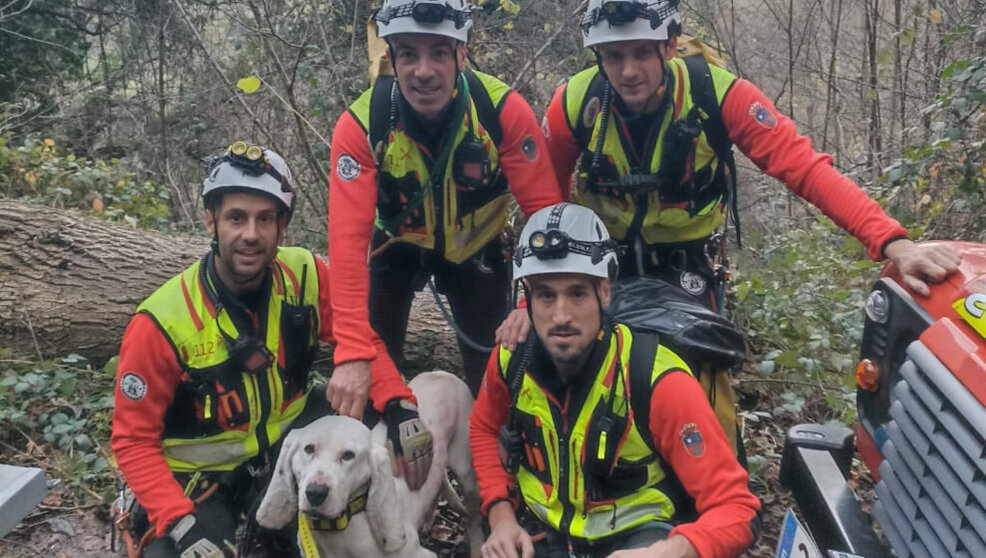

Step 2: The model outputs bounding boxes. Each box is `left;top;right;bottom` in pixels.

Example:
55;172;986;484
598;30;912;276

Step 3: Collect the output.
780;241;986;558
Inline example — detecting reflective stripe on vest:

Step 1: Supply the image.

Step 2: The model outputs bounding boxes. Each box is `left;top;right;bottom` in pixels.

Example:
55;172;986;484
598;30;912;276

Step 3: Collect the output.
137;247;320;472
498;324;692;542
565;61;736;245
349;70;512;263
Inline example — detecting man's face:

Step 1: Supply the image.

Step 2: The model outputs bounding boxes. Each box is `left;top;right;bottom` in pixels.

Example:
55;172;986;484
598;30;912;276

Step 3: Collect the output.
205;192;285;294
597;38;677;114
390;33;465;122
528;274;611;370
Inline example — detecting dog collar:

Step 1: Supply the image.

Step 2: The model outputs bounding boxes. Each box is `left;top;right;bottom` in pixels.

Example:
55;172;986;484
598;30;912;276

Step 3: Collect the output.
303;482;370;532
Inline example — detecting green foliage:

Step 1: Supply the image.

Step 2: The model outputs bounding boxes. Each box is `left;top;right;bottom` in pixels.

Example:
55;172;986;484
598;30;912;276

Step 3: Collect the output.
0;354;114;491
732;217;879;422
0;134;172;229
877;54;986;240
0;0;90;107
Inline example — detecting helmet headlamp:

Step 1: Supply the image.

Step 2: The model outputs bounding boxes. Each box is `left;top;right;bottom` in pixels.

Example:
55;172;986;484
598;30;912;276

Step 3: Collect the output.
580;0;678;33
528;230;570;260
376;1;471;30
517;229;616;265
217;141;293;194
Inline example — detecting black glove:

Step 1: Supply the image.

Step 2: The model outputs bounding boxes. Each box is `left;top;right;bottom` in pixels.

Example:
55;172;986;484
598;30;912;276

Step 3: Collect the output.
383;398;434;490
167;513;238;558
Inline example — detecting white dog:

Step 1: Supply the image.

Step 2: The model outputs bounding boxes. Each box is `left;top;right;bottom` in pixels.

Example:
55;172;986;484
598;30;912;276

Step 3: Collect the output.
256;371;483;558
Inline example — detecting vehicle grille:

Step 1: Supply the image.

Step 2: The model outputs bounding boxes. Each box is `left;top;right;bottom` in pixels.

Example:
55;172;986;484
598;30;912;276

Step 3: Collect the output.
870;340;986;558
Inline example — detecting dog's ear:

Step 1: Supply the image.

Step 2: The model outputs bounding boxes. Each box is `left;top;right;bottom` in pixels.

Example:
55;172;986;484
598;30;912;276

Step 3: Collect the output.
256;429;300;529
366;445;407;553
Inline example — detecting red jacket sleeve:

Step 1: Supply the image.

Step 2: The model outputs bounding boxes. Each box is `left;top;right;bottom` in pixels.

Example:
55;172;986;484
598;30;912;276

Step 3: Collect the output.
655;372;760;558
722;79;907;260
468;349;518;515
543;83;579;202
327;111;380;366
315;254;413;411
495;91;565;215
110;314;194;536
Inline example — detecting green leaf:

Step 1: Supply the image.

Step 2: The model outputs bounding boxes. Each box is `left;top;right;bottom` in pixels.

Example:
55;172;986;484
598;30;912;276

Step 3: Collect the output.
236;75;262;94
775;350;800;367
899;28;916;47
103;355;120;376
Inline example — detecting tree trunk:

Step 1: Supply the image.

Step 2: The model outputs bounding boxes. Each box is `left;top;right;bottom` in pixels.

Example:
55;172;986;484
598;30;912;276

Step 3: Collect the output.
0;201;461;372
0;201;209;362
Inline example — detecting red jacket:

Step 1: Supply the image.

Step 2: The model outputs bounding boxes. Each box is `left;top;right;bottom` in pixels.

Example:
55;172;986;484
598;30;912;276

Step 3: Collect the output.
110;253;413;535
470;343;761;558
542;76;907;261
328;87;563;366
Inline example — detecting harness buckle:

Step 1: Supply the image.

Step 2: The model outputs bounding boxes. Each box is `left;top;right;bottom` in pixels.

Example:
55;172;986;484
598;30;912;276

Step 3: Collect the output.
246;456;270;479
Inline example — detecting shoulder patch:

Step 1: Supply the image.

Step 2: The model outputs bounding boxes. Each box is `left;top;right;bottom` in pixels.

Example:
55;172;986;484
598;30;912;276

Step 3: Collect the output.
120;372;148;401
680;423;706;458
336;154;361;181
521;134;539;162
749;101;777;129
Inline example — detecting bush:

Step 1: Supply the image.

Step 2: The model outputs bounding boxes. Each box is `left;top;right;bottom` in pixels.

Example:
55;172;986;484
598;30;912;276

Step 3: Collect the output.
0;353;115;496
0;134;172;230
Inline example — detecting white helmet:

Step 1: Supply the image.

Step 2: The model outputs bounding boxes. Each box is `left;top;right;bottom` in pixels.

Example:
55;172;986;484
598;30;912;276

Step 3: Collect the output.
581;0;681;48
203;142;295;217
375;0;473;43
514;203;618;281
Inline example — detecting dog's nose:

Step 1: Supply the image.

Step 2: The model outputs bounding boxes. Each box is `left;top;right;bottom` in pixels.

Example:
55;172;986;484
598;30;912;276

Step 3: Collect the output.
305;483;329;507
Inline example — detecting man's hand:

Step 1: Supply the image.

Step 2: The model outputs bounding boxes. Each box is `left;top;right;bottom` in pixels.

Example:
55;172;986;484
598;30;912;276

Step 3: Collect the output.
167;513;237;558
884;239;961;297
495;308;530;351
383;398;434;490
327;360;372;420
606;534;698;558
482;501;534;558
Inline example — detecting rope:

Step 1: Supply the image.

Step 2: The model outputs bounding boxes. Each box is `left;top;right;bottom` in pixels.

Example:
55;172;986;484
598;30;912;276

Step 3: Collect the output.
427;276;494;353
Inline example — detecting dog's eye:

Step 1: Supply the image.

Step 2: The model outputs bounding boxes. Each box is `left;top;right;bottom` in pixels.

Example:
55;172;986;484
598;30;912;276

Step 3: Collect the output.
340;450;355;462
304;444;316;455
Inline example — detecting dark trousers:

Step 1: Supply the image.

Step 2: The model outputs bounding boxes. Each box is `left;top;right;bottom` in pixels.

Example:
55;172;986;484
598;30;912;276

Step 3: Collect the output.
369;235;511;396
531;522;671;557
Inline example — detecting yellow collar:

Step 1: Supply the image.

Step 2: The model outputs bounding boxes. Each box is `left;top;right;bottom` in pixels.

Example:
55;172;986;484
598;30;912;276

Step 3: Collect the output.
296;483;370;558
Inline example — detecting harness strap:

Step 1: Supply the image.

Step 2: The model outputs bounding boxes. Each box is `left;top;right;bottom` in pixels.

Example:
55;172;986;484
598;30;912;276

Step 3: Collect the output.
682;55;741;247
626;330;660;452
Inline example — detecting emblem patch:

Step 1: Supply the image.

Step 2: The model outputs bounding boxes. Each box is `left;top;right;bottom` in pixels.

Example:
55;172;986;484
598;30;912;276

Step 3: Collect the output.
749;102;777;129
120;372;148;402
680;423;706;458
954;293;986;339
680;271;707;296
336;154;360;181
521;135;539;162
583;96;602;129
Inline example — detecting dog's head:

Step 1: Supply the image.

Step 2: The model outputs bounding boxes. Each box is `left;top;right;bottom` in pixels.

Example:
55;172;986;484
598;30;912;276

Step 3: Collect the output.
255;415;406;552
